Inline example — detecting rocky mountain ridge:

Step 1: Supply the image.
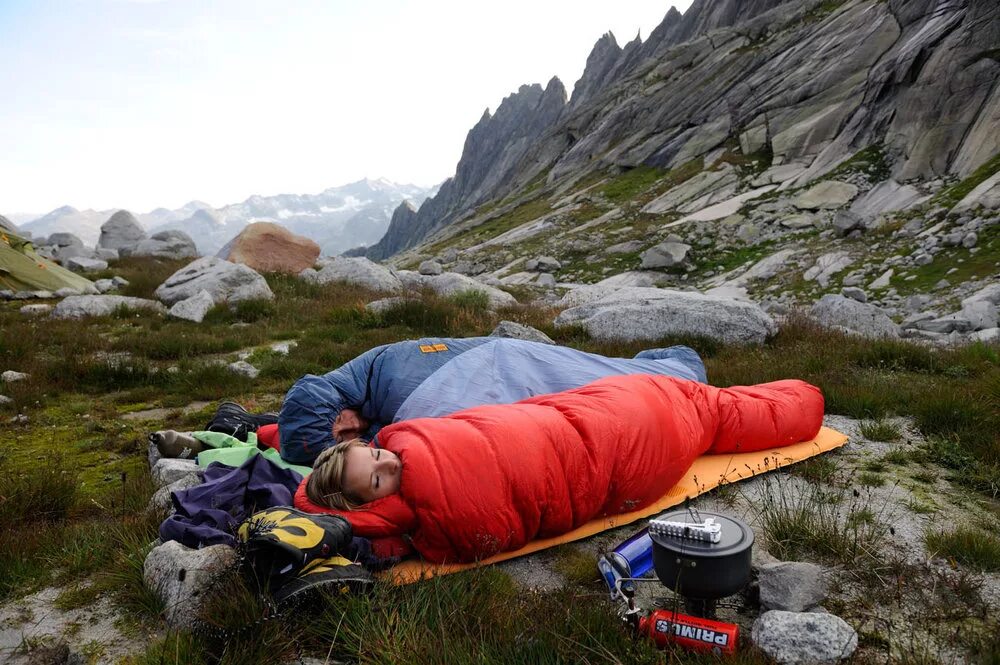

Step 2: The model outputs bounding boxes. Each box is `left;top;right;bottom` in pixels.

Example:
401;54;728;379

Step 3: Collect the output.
364;0;999;262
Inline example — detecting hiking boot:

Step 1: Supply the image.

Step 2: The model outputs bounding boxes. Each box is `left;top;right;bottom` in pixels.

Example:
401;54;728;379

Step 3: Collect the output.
149;430;206;459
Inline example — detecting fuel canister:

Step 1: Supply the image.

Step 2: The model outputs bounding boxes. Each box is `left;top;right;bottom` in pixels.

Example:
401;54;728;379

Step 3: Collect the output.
637;608;739;656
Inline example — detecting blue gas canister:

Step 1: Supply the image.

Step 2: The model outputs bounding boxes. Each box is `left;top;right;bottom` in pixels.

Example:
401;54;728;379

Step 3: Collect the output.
599;528;654;596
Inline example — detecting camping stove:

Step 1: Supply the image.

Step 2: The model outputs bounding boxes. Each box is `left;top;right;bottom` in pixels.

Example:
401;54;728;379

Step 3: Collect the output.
599;508;754;656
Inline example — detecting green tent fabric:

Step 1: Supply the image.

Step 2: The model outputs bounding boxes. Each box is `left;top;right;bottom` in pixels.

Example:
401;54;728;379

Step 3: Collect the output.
0;230;95;293
192;430;312;477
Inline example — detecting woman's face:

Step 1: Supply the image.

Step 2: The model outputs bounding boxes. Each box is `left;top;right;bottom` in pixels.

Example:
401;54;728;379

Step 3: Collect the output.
342;443;401;503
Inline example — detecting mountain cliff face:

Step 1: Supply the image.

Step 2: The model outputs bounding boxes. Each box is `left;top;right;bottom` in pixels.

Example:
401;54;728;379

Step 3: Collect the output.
367;0;999;260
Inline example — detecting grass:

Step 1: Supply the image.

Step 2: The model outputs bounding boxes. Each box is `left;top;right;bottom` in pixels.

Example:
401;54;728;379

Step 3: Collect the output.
825;144;891;183
860;419;903;442
926;525;1000;571
932;152;1000;208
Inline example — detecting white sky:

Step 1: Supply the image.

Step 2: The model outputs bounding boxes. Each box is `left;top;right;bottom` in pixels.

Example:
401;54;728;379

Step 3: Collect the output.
1;0;693;214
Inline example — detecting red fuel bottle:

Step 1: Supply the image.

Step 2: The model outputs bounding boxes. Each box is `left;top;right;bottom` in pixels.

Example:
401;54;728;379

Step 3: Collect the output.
637;608;739;656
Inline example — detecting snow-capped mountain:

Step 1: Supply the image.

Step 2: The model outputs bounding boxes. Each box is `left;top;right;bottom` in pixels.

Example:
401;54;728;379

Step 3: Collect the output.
13;178;435;255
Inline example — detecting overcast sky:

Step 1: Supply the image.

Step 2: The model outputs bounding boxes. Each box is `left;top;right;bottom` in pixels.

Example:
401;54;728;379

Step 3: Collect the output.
1;0;693;215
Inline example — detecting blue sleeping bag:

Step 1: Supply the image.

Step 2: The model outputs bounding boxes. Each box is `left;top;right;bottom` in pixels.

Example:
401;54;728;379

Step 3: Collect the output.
278;337;706;465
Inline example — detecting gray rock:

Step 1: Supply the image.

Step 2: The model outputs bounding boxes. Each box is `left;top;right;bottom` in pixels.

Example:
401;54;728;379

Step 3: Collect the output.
1;370;29;382
65;256;108;273
840;287;867;303
148;440;162;470
642;165;739;214
143;541;236;628
155;257;274;306
534;256;562;272
300;257;403;293
365;296;417;314
168;290;216;323
869;269;893;290
758;562;829;612
112;276;130;287
51;295;167;319
419;260;443;276
791;181;858;211
228;360;260;379
19;304;51;316
736;222;760;243
962;232;978;248
421;272;517;309
969;327;999;343
147;473;203;515
605;240;645;254
489;321;555;344
554;287;776;344
779;213;817;229
442;248;458;264
752;610;858;665
804;252;854;288
47;232;84;248
536;273;557;287
849;180;927;217
913;253;933;266
641;242;691;270
959;300;998;331
0;290;13;300
832;210;863;236
93;278;117;293
914;316;973;334
95;247;119;261
809;295;900;339
151;458;202;488
53;287;82;298
98;210;146;252
131;230;199;260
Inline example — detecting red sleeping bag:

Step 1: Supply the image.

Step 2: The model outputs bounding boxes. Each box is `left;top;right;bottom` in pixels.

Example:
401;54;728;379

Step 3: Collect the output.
295;374;823;563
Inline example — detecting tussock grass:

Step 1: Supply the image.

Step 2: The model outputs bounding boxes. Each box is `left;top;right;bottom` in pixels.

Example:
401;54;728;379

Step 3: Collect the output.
926;525;1000;572
860;419;903;442
551;546;600;586
0;456;77;525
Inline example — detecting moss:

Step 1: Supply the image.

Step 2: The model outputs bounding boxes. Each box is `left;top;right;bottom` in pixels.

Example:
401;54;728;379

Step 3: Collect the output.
600;166;669;203
890;223;1000;296
826;144;891;182
426;195;554;255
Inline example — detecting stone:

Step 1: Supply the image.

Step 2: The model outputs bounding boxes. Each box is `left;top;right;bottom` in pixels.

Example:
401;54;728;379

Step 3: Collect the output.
112;276;130;287
1;370;28;382
365;297;417;314
155;257;274;306
489;321;555;345
143;541;237;628
53;287;82;298
605;240;645;254
420;272;518;309
95;247;119;261
534;256;562;272
758;562;829;612
51;295;167;319
809;295;900;338
300;257;402;293
98;210;146;252
0;395;12;405
831;210;863;236
19;304;52;315
913;253;933;266
791;181;859;211
93;278;116;293
715;248;800;288
849;180;927;217
869;269;893;290
640;242;691;270
217;222;319;273
442;248;458;263
147;472;204;515
536;273;557;287
554;287;776;344
752;610;858;665
969;328;999;343
840;287;867;303
779;213;817;229
419;260;443;276
168;290;216;323
228;360;260;379
962;232;978;248
132;230;200;260
959;300;998;331
914;316;973;334
952;171;1000;212
65;256;108;273
736;223;759;243
47;232;84;248
641;165;739;214
804;252;854;288
151;458;202;488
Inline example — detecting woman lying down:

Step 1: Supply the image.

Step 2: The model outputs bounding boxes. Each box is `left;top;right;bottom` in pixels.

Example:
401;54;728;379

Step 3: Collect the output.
294;374;824;564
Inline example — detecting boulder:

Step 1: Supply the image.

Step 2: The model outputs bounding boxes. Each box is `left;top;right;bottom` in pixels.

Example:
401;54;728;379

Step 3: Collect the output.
969;327;999;343
51;295;167;319
554;287;776;344
419;260;443;276
952;171;1000;212
849;180;927;217
93;278;116;293
151;458;202;488
19;304;51;316
533;256;562;273
912;315;973;334
758;562;829;612
143;541;237;628
832;210;863;236
421;273;518;309
791;181;859;210
962;283;1000;308
642;165;739;214
752;611;858;664
147;473;203;515
779;213;817;229
132;230;199;260
959;300;998;331
640;242;691;270
605;240;645;255
299;257;402;293
47;232;84;249
869;269;893;290
809;295;900;338
65;256;108;273
365;297;418;314
2;370;29;382
840;287;867;303
489;321;555;345
168;290;216;323
804;252;854;288
228;360;260;379
95;247;119;261
98;210;146;252
53;287;83;298
216;222;317;273
155;257;274;306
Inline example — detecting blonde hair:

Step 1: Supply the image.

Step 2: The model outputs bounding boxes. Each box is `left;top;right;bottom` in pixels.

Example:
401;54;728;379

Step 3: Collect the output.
306;439;367;510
